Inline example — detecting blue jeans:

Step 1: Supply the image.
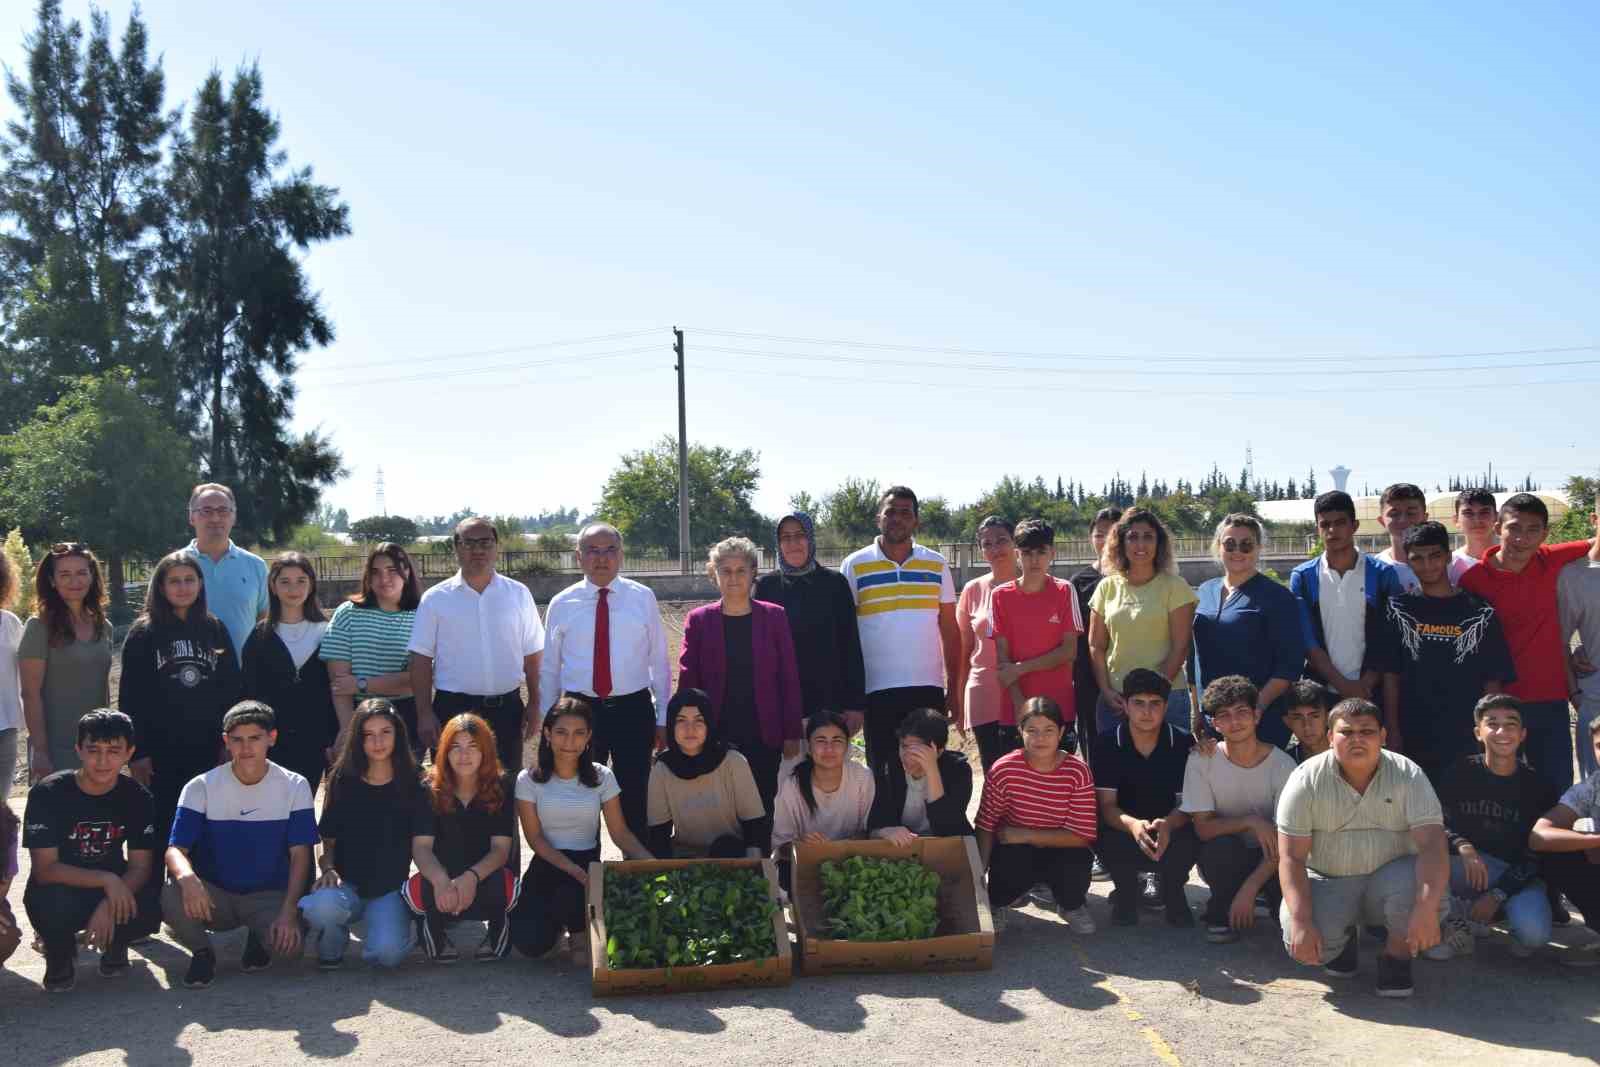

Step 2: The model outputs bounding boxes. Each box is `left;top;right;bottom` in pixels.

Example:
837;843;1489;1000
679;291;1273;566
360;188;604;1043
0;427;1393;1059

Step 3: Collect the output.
1448;854;1550;949
1521;699;1576;792
1096;687;1191;735
299;884;414;966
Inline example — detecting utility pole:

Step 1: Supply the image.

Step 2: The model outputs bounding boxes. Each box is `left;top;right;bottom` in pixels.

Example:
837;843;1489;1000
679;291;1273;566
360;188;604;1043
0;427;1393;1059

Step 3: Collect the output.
674;327;690;573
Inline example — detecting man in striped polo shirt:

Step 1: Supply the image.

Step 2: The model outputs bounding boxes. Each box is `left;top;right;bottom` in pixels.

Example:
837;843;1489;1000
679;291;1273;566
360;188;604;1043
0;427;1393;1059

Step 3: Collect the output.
841;486;961;777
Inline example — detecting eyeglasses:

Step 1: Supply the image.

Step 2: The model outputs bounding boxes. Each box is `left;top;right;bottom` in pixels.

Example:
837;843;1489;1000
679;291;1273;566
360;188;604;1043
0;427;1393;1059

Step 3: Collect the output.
1221;539;1257;553
50;542;89;554
458;537;496;550
191;506;234;518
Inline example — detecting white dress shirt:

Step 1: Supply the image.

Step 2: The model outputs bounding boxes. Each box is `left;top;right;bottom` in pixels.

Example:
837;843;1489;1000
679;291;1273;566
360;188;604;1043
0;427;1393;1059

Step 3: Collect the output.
1318;552;1367;680
408;571;546;695
540;576;671;724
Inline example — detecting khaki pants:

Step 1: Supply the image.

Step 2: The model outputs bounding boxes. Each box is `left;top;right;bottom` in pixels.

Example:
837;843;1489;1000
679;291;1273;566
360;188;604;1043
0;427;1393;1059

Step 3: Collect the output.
162;878;287;953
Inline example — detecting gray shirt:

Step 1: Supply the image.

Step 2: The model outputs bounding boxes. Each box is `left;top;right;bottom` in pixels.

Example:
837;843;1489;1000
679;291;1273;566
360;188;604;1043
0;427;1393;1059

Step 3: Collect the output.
18;616;112;771
1180;744;1297;848
1559;557;1600;704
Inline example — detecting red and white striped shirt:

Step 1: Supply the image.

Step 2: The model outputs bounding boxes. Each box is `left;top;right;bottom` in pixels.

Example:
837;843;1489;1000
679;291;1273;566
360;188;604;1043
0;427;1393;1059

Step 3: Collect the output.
975;750;1098;841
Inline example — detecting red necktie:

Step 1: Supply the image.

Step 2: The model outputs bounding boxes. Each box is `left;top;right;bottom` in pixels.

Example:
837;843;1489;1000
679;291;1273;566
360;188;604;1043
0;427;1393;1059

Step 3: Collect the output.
593;587;612;699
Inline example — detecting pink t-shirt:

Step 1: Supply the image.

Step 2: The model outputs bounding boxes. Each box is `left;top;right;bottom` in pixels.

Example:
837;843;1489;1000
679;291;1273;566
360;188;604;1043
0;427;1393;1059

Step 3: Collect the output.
956;575;1004;728
990;575;1083;724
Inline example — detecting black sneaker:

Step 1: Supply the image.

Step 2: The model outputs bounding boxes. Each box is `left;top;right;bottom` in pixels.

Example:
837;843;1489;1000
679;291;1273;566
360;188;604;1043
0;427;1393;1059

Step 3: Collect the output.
1090;859;1110;882
431;934;460;964
183;949;217;989
1110;889;1139;926
317;956;344;973
1141;873;1164;910
1376;953;1414;998
43;958;76;993
1324;929;1359;978
241;932;271;973
475;934;505;961
98;944;131;978
1551;892;1573;927
1165;901;1196;928
1363;923;1389;942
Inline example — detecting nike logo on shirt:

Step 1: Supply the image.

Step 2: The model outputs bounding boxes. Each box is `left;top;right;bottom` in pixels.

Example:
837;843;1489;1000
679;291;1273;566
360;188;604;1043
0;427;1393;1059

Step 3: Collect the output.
239;809;258;816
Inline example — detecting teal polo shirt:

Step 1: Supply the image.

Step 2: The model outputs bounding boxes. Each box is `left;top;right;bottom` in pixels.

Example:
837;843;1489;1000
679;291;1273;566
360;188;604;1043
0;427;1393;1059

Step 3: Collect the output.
183;540;269;663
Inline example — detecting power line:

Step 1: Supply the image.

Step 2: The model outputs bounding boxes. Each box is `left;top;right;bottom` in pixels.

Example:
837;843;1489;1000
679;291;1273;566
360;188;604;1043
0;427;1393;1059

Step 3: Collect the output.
694;343;1600;379
298;327;665;376
689;327;1599;365
687;360;1600;397
300;344;663;389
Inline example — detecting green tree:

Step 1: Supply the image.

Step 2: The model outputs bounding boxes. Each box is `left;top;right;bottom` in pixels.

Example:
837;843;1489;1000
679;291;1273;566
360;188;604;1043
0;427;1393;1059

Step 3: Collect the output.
1552;474;1599;541
348;515;419;545
916;496;961;542
0;0;176;432
787;490;821;519
157;63;349;544
596;436;765;554
0;369;196;620
818;477;881;547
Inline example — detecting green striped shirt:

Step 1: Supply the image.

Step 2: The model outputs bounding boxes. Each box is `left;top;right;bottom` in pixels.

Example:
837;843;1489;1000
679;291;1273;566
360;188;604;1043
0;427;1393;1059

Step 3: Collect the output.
319;601;416;677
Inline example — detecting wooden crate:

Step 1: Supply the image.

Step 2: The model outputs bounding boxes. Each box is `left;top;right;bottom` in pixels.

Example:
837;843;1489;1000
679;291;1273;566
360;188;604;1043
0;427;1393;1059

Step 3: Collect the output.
791;836;994;975
587;857;793;996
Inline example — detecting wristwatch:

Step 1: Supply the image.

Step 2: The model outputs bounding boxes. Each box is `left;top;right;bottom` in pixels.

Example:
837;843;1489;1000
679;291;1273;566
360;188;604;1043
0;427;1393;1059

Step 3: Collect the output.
357;676;369;695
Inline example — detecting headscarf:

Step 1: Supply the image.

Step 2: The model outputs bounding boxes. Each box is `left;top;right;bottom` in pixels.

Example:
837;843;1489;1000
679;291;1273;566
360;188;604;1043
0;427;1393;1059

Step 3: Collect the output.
775;511;818;577
657;688;729;779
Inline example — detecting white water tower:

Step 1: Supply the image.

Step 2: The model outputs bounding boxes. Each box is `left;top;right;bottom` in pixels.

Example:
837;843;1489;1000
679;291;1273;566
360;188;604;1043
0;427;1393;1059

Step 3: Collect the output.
1329;466;1351;492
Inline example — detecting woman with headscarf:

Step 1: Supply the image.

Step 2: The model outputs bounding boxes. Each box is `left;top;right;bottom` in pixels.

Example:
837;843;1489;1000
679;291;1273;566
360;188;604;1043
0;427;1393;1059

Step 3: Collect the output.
646;688;769;858
754;512;866;734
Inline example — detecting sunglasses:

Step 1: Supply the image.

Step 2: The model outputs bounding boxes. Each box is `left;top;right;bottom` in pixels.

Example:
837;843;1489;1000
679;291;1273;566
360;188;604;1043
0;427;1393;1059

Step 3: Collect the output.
50;542;89;555
1221;539;1257;553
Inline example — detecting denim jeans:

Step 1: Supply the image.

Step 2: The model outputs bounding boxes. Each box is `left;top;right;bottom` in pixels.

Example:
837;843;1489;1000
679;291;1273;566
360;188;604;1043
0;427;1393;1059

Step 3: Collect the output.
299;884;415;966
1448;854;1550;949
1096;688;1191;735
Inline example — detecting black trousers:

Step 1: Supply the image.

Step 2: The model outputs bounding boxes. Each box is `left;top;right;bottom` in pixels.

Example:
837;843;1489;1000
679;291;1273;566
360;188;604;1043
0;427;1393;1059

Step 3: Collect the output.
865;686;945;776
435;689;526;770
403;868;518;959
1197;834;1280;926
150;745;221;846
987;843;1094;911
729;738;781;853
580;689;657;843
973;722;1021;776
1096;823;1197;911
1543;851;1600;932
23;879;162;965
510;847;599;958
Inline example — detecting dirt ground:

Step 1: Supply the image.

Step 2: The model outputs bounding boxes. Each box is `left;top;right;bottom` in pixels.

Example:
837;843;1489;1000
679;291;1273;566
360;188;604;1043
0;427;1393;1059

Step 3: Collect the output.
6;601;1600;1064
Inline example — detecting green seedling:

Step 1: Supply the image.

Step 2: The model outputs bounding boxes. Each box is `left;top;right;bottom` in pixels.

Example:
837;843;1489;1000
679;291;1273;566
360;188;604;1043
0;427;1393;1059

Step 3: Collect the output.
820;855;942;942
603;865;778;970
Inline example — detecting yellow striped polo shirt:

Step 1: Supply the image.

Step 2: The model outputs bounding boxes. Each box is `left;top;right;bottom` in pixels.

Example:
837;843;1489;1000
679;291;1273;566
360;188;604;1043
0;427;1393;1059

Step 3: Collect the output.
840;539;957;694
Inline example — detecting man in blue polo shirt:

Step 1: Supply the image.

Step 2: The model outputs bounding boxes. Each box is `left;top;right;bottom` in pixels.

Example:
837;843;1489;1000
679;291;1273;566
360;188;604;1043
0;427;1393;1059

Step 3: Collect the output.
182;482;268;664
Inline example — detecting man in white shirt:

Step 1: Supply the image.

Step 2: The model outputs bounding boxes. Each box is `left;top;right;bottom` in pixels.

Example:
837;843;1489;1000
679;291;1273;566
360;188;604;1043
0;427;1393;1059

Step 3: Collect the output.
840;487;961;776
540;523;671;839
1450;488;1498;585
409;518;544;770
1374;483;1426;594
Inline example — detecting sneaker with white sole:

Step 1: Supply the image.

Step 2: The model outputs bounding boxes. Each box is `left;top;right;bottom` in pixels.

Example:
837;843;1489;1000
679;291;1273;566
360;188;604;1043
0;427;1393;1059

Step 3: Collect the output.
1060;905;1097;934
1424;910;1474;960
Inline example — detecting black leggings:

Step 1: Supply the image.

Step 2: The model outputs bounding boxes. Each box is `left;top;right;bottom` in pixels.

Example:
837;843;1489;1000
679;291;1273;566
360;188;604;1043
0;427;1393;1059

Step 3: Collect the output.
403;868;518;959
973;722;1021;775
510;848;599;958
987;843;1093;911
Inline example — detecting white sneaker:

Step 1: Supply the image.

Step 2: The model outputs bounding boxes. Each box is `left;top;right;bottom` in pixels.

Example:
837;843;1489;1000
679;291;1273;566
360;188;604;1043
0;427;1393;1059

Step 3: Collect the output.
1425;911;1474;960
1061;905;1097;934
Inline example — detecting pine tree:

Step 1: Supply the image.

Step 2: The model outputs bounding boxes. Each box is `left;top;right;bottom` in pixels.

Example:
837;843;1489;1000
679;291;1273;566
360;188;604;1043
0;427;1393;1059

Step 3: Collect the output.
158;64;350;544
1304;468;1318;498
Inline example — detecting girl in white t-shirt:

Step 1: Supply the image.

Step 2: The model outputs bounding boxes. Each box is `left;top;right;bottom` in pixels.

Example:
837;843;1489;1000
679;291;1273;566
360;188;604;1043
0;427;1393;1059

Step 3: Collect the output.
509;697;651;963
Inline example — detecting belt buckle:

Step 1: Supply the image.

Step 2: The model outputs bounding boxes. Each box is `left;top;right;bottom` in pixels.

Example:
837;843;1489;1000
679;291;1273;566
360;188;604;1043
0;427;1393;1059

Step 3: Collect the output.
482;694;504;708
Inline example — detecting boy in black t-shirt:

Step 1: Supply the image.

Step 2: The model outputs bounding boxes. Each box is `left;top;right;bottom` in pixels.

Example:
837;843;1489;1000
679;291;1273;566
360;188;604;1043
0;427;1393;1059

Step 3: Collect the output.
1437;695;1558;959
1283;681;1331;765
22;710;160;992
1378;522;1515;786
1092;669;1197;927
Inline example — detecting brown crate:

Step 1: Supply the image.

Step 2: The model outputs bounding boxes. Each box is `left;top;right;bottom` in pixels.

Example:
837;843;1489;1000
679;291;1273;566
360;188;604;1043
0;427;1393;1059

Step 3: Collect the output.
587;857;793;997
791;836;995;975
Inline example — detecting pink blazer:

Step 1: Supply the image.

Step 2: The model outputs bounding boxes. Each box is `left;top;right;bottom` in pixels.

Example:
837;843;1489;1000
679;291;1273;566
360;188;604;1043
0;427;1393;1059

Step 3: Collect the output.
677;600;804;750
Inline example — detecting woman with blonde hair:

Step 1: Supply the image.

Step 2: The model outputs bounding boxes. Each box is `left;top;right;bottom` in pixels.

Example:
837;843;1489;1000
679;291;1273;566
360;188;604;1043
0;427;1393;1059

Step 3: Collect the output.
1088;509;1198;733
19;544;113;781
678;536;803;828
1189;514;1305;747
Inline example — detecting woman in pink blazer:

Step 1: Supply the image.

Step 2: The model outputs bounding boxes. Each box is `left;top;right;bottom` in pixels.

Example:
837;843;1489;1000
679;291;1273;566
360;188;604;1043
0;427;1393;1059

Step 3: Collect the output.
678;536;804;824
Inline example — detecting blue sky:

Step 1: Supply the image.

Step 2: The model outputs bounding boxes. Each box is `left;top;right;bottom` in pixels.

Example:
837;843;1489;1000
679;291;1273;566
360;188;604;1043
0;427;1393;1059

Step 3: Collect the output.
7;2;1597;522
